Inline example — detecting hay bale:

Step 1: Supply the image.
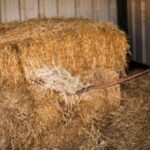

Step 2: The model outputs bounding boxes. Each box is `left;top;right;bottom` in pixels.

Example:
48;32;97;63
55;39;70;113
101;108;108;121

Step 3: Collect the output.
0;18;127;149
0;18;129;85
0;68;121;149
19;19;128;78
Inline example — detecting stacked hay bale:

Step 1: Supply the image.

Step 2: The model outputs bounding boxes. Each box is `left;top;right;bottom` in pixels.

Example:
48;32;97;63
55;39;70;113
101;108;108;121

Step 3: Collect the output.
0;18;129;149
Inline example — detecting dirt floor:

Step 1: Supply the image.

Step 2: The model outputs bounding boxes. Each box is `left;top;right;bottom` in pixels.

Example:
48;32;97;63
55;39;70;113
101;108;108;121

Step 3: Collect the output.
79;71;150;150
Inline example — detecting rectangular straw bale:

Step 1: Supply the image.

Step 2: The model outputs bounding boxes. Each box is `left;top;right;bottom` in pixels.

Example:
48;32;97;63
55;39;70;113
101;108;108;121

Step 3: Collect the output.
0;18;129;86
0;68;121;150
19;19;129;75
0;18;128;149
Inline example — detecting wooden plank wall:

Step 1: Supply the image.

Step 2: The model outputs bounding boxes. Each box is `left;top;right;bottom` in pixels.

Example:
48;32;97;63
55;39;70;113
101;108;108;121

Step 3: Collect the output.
0;0;117;24
127;0;150;65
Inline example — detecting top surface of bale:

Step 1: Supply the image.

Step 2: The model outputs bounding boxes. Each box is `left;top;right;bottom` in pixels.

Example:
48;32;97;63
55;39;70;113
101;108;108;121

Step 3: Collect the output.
0;18;129;72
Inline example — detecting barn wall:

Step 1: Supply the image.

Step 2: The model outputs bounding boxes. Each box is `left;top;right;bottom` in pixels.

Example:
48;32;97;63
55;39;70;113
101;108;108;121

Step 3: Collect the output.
127;0;150;66
0;0;117;24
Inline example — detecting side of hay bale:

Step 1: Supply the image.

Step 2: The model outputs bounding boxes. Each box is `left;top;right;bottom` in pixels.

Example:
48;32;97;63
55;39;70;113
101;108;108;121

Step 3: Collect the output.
0;68;121;149
0;18;129;149
18;20;128;76
0;95;62;149
0;19;129;86
0;43;25;87
78;69;120;124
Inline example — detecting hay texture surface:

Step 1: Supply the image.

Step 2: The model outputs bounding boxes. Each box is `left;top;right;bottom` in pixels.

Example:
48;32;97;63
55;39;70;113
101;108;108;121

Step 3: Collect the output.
0;18;129;149
0;68;121;149
0;18;129;86
80;73;150;150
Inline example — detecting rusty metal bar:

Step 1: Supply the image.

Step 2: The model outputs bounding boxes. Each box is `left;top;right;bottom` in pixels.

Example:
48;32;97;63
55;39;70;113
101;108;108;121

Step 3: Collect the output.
76;69;150;95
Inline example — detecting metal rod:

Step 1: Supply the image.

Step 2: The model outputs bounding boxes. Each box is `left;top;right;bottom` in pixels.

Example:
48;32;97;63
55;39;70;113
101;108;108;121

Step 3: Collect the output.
76;69;150;95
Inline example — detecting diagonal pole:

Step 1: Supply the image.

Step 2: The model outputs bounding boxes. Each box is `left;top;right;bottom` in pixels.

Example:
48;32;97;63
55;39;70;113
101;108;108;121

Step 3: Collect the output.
76;69;150;95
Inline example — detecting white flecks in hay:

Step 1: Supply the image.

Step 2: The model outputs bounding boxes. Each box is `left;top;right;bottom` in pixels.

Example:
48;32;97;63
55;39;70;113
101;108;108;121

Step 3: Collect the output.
31;67;86;105
0;68;121;149
32;67;85;94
